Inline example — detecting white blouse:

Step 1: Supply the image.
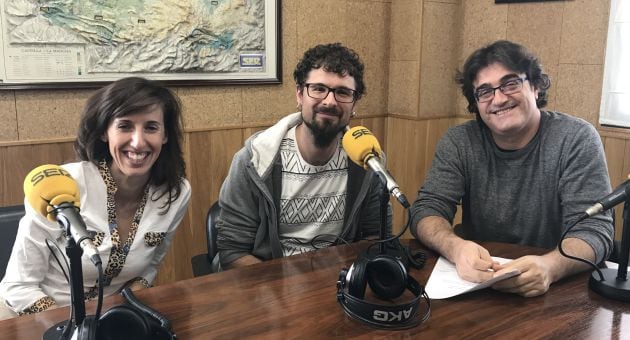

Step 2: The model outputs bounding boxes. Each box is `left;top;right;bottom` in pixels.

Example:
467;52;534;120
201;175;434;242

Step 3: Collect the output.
0;161;190;314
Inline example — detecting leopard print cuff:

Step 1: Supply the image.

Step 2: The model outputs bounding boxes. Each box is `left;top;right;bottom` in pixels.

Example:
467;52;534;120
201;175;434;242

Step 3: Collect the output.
18;296;55;315
144;232;167;247
126;277;151;289
139;278;151;288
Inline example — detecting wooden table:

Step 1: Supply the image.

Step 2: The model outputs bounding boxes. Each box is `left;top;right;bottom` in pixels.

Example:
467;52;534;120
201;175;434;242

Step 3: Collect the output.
1;240;628;339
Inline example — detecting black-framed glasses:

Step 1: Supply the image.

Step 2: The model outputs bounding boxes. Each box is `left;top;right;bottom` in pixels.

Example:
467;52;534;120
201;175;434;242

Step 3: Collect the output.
304;83;357;103
474;76;528;103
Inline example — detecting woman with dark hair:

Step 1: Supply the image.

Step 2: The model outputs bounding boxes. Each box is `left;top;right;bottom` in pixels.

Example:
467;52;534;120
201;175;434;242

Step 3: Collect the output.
0;77;190;318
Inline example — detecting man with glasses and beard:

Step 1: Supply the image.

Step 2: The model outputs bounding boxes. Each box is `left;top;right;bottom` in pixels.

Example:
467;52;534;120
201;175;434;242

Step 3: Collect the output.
411;40;613;297
216;43;391;269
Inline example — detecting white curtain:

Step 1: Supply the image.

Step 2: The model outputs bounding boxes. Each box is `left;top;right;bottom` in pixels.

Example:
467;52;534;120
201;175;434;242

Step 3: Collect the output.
600;0;630;127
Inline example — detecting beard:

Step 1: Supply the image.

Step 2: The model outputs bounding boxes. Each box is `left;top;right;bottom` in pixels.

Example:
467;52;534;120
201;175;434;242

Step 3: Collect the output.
302;107;346;148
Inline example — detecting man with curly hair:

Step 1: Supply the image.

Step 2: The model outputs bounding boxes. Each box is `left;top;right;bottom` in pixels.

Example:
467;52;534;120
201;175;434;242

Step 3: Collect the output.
216;43;391;269
411;40;613;297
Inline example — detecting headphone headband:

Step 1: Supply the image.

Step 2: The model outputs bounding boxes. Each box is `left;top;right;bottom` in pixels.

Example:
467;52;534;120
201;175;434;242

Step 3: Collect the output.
337;267;431;329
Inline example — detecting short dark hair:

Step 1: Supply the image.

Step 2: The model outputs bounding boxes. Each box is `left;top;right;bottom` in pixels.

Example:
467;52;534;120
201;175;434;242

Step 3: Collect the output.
74;77;186;213
293;43;366;99
456;40;551;115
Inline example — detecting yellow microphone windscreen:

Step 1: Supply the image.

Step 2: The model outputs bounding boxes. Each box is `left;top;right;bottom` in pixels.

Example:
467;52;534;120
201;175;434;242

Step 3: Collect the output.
342;126;382;168
23;164;80;221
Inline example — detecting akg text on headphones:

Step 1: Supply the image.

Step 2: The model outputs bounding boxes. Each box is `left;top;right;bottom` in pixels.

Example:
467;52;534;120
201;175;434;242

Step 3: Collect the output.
337;253;431;329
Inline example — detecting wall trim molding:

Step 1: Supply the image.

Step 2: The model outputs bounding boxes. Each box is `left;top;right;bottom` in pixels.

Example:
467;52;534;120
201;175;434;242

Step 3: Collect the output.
599;126;630;140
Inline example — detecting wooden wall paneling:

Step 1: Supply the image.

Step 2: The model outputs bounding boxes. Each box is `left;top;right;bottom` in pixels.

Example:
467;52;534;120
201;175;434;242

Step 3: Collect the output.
155;129;245;285
153;132;192;285
406;119;431;207
623;139;630;183
386;117;429;236
425;118;454;169
603;136;627;240
153;208;194;286
350;116;387;148
1;142;76;206
243;126;269;140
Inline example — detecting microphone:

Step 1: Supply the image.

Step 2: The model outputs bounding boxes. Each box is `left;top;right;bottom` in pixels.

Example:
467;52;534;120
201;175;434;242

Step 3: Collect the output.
23;164;102;265
585;176;630;217
342;126;410;208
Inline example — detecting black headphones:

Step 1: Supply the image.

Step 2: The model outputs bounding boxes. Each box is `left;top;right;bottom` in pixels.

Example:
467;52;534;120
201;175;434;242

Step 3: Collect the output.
98;287;176;340
72;288;176;340
337;253;430;329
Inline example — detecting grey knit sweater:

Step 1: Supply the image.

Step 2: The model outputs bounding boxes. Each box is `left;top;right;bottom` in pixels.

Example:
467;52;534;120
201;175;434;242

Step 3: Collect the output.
411;111;613;263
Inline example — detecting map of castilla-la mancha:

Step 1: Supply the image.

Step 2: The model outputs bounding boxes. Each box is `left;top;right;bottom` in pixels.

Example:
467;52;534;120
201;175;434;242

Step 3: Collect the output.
3;0;266;73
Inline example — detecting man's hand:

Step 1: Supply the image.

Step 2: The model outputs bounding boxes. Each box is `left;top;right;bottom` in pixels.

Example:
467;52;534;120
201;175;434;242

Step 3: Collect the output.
452;240;497;283
491;237;595;297
416;216;497;282
491;255;553;297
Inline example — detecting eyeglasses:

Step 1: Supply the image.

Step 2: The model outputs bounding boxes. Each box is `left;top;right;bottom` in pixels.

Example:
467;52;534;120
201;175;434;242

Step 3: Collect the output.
474;76;528;103
304;83;357;103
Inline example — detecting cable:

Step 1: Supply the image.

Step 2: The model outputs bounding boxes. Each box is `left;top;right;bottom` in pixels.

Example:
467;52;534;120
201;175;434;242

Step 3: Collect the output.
286;199;420;267
95;262;104;320
369;207;412;244
45;238;74;338
558;213;604;281
361;207;427;269
309;233;337;249
121;287;173;331
46;238;70;283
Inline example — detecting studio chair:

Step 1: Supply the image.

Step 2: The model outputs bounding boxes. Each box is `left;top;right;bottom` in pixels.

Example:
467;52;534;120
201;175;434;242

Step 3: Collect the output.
191;202;221;276
0;205;25;280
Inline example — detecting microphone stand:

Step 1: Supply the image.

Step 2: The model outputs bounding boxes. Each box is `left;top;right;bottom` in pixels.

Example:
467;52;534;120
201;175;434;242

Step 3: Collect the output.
364;182;389;259
589;199;630;301
42;219;89;339
365;180;408;266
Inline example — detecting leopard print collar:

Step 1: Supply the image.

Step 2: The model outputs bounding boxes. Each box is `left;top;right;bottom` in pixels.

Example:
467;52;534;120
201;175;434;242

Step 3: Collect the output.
86;160;150;296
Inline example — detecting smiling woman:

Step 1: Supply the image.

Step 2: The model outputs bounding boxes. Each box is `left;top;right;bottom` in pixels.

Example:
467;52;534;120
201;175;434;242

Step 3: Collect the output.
75;77;187;215
0;77;191;318
103;105;168;186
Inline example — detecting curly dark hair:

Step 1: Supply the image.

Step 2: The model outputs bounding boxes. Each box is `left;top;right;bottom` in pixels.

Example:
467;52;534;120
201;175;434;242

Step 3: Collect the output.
74;77;186;214
456;40;551;115
293;42;366;99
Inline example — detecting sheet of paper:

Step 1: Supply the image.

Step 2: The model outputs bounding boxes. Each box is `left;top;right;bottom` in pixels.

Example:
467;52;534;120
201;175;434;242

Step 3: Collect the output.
604;261;630;271
425;256;520;299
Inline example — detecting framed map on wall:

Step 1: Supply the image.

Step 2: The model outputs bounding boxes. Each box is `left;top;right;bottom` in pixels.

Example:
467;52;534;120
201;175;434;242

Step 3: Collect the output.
0;0;281;89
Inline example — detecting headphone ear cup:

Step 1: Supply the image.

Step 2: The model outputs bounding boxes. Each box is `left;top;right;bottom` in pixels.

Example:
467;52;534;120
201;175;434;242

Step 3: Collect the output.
77;315;98;340
347;256;369;299
98;305;151;340
366;255;408;300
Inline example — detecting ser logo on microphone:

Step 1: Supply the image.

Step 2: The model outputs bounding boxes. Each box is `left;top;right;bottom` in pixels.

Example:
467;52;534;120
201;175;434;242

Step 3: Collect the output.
351;127;373;139
29;167;72;186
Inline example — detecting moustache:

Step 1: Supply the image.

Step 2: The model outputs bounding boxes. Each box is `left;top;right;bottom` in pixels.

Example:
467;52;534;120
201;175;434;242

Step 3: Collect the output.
489;102;517;114
315;106;342;116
